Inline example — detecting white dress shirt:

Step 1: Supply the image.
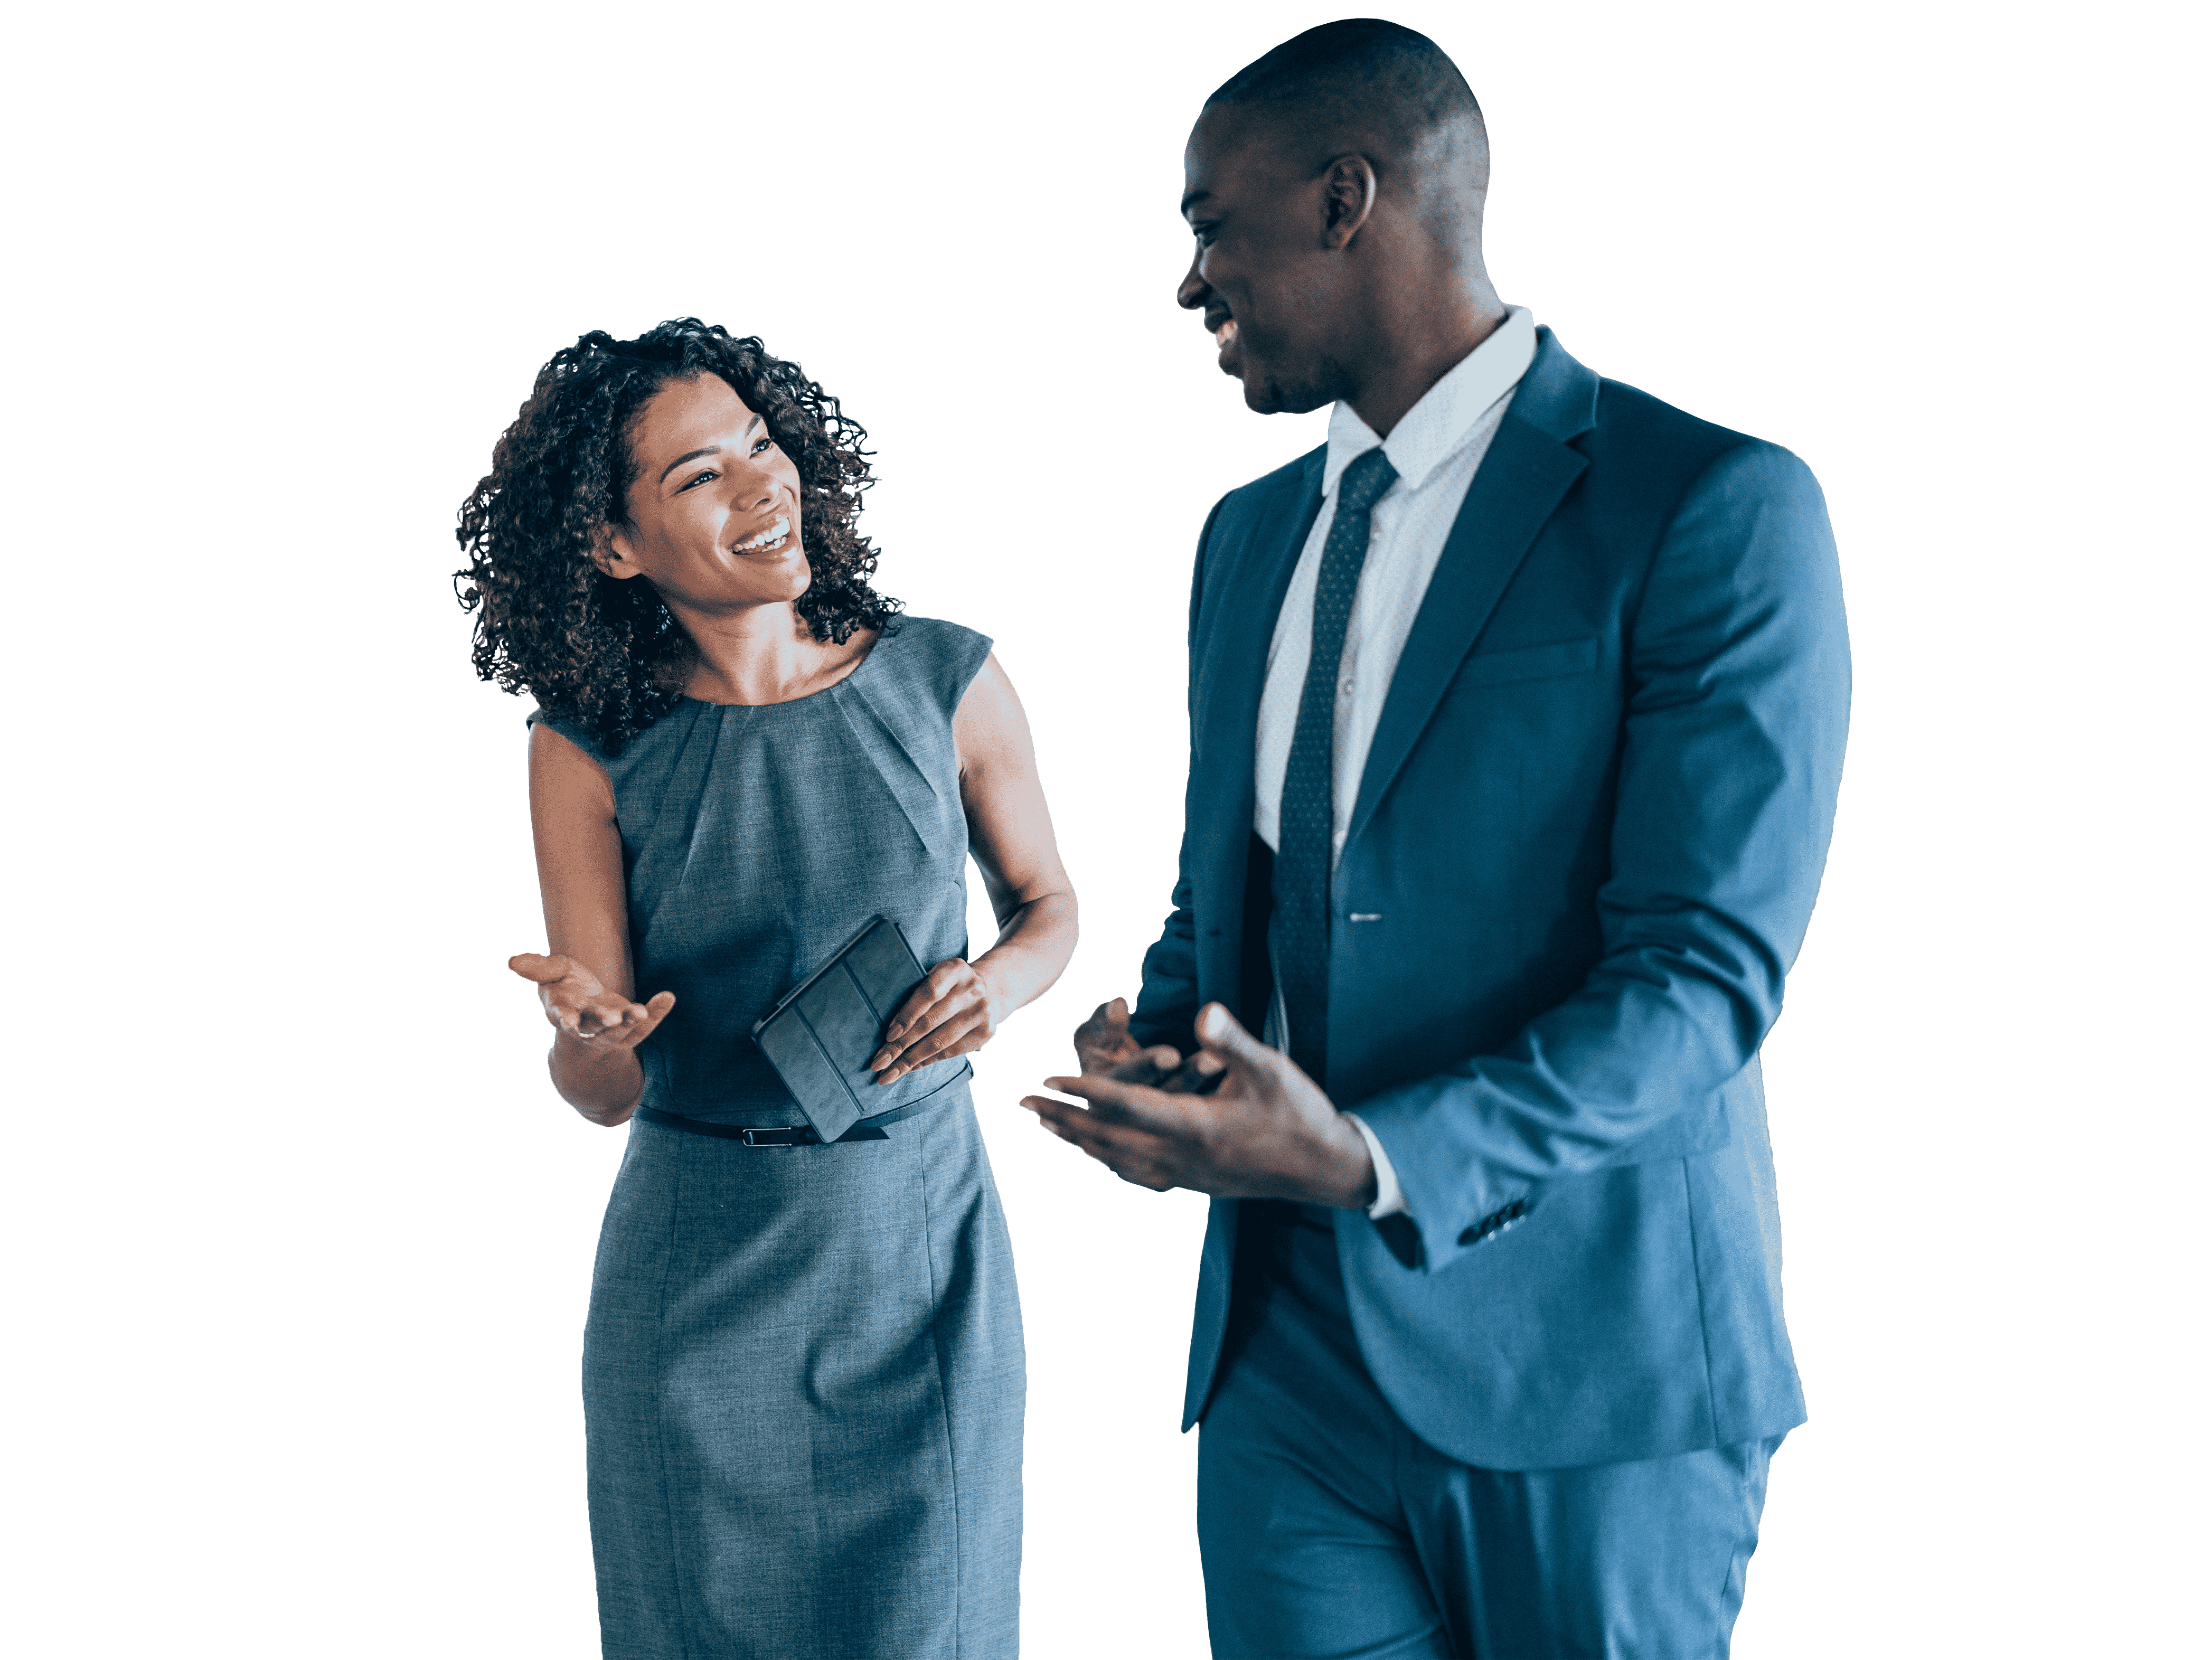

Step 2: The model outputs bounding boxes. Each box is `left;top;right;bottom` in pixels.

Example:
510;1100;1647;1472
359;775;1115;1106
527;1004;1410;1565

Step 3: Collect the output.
1251;305;1539;1219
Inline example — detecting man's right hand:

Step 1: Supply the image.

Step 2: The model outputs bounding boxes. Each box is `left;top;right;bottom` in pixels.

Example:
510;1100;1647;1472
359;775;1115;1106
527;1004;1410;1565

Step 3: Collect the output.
1074;997;1227;1093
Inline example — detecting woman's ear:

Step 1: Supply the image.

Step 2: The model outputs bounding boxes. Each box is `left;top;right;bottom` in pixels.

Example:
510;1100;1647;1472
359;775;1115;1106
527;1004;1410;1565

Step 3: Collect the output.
591;523;644;580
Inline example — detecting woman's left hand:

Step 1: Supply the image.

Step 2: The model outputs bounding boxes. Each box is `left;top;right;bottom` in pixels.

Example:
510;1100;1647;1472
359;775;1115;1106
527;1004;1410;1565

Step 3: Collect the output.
869;958;1005;1084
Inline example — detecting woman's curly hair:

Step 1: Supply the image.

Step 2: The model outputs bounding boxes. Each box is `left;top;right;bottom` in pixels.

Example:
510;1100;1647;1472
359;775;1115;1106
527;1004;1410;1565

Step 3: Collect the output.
454;319;900;753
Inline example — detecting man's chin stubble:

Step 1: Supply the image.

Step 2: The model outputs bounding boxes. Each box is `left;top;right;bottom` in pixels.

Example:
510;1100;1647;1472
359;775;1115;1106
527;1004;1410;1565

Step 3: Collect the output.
1242;376;1336;416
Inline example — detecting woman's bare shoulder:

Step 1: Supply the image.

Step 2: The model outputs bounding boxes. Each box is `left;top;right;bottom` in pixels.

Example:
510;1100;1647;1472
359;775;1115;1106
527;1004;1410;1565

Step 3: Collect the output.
529;718;615;817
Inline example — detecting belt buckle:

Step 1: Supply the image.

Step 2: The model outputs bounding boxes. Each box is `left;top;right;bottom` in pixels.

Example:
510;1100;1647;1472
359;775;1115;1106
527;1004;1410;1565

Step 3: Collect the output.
740;1126;807;1148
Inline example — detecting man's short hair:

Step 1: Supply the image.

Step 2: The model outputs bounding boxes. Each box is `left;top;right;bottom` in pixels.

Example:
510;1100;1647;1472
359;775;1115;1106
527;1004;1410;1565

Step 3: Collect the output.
1205;18;1481;155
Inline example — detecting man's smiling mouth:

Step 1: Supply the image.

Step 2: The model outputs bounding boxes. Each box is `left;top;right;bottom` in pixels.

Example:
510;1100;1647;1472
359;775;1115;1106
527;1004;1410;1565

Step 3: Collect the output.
1214;319;1238;349
731;515;792;554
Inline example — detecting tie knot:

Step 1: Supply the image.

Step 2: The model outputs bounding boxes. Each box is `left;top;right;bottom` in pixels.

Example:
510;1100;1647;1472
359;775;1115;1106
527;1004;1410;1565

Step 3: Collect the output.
1336;446;1398;514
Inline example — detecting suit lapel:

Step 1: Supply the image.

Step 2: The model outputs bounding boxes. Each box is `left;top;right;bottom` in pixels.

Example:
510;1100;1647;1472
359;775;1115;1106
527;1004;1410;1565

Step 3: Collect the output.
1343;385;1592;853
1192;449;1325;831
1182;450;1324;998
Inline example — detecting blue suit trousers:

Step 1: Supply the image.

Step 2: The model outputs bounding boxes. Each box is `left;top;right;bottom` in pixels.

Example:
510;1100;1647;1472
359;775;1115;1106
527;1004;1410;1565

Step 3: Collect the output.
1197;1202;1782;1659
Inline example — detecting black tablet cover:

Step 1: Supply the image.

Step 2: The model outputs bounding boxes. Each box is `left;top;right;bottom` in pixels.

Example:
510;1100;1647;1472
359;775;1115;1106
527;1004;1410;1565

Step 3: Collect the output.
751;916;973;1143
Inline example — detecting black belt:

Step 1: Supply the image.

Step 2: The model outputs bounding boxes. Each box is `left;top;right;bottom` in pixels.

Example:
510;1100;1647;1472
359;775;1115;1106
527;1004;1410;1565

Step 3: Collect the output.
636;1092;946;1147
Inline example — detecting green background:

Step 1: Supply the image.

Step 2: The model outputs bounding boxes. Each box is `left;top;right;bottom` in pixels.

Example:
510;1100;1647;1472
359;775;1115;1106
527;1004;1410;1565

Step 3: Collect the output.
13;0;2194;1653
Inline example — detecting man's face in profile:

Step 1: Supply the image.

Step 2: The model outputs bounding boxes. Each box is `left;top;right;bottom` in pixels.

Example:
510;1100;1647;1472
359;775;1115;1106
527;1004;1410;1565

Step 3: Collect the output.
1178;107;1349;416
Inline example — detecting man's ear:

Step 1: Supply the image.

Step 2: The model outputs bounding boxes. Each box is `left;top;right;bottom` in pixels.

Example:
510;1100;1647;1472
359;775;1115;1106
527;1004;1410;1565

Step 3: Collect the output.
591;523;644;580
1320;154;1378;250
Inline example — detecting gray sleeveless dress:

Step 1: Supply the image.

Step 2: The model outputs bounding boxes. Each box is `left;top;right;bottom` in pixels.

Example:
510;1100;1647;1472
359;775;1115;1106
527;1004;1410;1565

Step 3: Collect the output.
531;618;1024;1660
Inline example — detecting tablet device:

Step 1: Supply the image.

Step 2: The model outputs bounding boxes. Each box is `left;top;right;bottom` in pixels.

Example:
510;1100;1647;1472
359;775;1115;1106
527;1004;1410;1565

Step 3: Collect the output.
751;915;972;1144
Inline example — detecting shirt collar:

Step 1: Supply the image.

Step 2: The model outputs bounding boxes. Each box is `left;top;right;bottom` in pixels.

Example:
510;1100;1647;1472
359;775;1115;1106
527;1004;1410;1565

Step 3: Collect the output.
1321;305;1538;498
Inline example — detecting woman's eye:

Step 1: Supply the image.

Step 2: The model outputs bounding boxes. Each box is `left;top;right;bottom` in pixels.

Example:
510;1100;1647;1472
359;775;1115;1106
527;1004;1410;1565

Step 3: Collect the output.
750;435;775;456
682;469;717;491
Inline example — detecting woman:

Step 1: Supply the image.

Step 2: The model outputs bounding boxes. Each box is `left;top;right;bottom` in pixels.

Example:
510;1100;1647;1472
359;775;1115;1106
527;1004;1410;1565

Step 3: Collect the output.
455;320;1074;1658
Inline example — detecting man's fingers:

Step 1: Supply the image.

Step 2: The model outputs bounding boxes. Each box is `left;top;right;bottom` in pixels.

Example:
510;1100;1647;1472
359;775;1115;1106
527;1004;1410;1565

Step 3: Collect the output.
1195;1001;1273;1069
1079;996;1129;1031
1040;1074;1203;1138
510;952;573;984
1074;996;1133;1046
1026;1097;1179;1190
1109;1044;1187;1087
1161;1052;1229;1093
1023;1095;1178;1157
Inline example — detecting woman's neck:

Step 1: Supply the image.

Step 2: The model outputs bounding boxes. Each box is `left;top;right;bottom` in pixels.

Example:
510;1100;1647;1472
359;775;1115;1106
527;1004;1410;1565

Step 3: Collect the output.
669;599;865;706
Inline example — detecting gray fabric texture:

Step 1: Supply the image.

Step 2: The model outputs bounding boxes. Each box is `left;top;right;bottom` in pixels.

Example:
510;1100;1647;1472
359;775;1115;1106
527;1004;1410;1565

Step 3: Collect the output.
531;618;990;1128
539;618;1024;1658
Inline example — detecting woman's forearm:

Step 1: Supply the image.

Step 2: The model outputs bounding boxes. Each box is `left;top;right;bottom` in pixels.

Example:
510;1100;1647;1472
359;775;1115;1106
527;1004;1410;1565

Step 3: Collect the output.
973;891;1078;1020
549;1034;646;1126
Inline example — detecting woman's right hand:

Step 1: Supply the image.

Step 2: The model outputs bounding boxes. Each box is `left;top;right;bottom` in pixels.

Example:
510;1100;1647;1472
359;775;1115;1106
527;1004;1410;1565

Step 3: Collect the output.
510;952;675;1049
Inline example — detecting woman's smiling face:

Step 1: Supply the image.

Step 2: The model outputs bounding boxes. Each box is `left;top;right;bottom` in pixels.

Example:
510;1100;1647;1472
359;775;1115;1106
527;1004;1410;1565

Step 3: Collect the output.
599;372;809;611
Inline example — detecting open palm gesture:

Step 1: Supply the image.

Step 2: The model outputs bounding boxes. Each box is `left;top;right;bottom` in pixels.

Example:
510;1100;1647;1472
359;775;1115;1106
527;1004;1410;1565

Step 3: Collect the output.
510;952;674;1049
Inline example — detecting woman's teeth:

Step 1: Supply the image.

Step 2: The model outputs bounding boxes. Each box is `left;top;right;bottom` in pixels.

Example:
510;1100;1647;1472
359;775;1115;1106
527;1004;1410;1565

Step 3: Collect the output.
1215;320;1238;348
732;516;791;553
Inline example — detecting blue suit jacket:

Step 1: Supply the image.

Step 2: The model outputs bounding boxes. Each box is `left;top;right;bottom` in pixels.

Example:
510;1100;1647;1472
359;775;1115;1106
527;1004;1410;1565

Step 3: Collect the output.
1130;328;1850;1470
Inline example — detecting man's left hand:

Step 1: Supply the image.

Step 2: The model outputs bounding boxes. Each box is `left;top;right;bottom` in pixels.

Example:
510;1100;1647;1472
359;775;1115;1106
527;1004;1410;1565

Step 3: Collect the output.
1023;1002;1377;1209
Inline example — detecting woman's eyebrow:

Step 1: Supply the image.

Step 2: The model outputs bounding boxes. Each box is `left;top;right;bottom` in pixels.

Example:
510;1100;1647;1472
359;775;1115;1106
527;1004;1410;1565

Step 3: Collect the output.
656;416;762;485
659;446;718;484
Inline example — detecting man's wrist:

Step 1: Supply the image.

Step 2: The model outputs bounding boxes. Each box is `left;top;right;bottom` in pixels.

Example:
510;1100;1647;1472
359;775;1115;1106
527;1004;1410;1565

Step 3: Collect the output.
1341;1113;1406;1218
1325;1112;1380;1210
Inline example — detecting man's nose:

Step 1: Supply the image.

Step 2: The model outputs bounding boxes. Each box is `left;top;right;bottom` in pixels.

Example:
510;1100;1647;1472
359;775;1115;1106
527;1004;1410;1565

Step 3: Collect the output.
1177;249;1210;312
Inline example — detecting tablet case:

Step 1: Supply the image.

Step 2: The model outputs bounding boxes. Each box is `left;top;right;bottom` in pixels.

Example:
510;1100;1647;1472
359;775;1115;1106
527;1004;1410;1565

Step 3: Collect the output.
751;915;973;1143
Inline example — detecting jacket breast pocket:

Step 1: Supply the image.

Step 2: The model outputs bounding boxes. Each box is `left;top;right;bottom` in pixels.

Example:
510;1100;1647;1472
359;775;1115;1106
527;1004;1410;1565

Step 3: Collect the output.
1453;636;1598;691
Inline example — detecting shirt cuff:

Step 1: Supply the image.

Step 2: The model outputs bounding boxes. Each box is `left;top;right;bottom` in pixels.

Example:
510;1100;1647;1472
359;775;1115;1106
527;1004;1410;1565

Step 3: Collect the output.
1342;1113;1406;1219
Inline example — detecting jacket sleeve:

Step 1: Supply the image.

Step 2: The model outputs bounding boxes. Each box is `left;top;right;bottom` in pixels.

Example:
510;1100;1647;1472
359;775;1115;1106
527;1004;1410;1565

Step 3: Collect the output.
1128;493;1232;1053
1351;441;1851;1271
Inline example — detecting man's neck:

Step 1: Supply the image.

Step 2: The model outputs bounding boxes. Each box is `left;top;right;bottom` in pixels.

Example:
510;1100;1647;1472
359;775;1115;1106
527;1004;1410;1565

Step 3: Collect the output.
1346;294;1508;439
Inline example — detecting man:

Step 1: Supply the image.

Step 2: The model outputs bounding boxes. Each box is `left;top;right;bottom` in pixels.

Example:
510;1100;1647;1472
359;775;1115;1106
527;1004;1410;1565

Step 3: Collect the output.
1025;17;1850;1659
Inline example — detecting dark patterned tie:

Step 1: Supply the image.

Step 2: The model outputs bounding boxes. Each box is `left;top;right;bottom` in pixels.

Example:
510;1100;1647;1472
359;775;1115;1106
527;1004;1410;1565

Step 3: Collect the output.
1274;445;1398;1083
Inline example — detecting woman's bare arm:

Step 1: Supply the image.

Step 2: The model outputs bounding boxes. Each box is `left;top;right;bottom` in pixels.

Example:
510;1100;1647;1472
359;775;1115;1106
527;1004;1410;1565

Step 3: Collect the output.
868;654;1078;1082
512;721;674;1126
